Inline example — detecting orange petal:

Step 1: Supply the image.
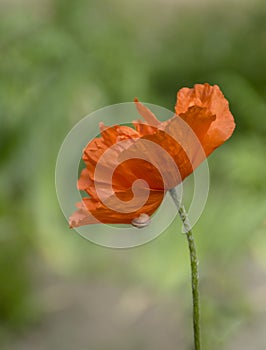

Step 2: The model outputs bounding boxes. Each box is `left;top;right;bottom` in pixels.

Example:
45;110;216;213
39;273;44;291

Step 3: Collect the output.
175;83;235;155
133;120;158;136
141;129;192;185
83;125;139;166
69;189;164;227
77;168;92;190
162;105;216;173
134;98;160;126
69;201;99;227
118;136;181;189
100;124;139;146
82;126;140;187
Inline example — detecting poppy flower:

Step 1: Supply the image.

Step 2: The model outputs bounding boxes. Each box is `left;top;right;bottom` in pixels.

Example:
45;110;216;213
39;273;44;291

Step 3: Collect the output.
69;83;235;228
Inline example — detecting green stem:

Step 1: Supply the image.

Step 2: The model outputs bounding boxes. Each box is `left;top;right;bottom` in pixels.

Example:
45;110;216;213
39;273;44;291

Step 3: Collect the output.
169;187;201;350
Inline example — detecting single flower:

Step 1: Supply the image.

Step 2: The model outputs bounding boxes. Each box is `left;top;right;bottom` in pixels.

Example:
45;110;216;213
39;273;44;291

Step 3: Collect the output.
69;83;235;228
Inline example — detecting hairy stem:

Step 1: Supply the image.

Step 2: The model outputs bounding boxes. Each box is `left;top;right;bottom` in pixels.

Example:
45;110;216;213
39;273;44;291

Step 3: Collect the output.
169;187;201;350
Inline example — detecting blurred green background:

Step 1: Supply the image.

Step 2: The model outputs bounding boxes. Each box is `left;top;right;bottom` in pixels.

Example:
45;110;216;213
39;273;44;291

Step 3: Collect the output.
1;0;266;349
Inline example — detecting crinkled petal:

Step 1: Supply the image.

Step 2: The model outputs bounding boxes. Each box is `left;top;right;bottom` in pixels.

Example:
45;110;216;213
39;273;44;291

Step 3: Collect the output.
133;120;158;136
69;189;164;227
175;83;235;155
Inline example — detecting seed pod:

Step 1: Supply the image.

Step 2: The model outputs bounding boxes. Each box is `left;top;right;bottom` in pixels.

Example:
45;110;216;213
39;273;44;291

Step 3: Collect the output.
131;213;151;228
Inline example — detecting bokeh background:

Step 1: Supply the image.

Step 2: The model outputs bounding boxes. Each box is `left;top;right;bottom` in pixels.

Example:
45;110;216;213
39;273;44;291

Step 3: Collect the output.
1;0;266;349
